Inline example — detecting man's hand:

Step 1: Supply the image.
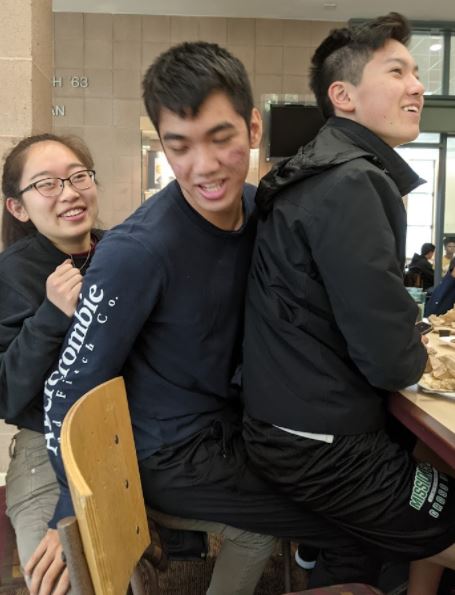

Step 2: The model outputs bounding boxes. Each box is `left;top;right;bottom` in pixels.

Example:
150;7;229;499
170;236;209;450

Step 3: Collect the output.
421;335;434;373
24;529;70;595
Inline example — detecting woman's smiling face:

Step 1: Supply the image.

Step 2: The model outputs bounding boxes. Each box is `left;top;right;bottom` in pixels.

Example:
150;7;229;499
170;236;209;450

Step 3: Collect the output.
9;140;98;253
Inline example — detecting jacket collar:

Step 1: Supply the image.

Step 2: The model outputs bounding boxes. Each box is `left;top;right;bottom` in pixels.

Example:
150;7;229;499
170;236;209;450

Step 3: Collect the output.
329;117;424;197
256;116;424;217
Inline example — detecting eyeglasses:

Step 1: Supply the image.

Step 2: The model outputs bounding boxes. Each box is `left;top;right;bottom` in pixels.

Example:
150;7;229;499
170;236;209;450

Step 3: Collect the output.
18;169;96;198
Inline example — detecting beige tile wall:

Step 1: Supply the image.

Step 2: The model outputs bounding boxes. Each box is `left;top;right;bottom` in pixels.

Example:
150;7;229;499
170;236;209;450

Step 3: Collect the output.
0;0;52;157
53;13;344;228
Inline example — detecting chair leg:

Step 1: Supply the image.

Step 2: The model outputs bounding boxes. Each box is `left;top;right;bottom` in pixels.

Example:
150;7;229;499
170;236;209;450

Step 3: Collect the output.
130;567;147;595
130;558;160;595
282;539;292;593
57;517;95;595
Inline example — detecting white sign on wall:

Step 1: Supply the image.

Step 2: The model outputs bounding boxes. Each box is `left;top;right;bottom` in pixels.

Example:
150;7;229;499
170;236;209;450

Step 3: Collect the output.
52;74;90;117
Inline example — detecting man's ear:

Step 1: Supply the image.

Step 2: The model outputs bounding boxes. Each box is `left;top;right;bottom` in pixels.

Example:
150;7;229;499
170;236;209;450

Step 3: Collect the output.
249;108;263;149
5;198;30;222
327;81;356;115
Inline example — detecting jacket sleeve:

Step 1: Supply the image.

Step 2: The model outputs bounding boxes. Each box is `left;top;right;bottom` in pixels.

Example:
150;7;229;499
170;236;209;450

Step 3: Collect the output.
306;166;427;391
0;282;72;420
44;232;163;527
425;274;455;317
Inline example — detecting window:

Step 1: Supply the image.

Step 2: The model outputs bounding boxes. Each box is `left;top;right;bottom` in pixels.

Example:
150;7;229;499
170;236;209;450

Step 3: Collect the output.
409;32;444;95
444;137;455;236
450;33;455;94
396;137;440;260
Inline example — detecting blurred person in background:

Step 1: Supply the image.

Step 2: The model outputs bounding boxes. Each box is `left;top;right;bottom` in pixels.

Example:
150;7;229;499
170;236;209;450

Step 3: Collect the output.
425;257;455;317
408;242;435;290
442;236;455;274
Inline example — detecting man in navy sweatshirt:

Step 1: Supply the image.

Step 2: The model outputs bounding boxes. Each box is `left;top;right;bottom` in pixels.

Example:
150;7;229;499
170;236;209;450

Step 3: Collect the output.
27;42;378;595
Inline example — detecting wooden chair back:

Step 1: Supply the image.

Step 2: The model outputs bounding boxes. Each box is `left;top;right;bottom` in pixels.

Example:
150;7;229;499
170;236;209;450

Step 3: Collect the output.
60;377;150;595
404;270;423;288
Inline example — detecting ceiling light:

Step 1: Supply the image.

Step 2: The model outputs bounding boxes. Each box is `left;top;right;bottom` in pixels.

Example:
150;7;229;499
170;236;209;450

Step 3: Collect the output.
323;2;337;8
430;43;442;51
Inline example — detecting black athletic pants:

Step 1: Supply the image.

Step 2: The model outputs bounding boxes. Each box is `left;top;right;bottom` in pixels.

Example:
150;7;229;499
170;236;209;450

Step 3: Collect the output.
139;420;382;587
243;414;455;562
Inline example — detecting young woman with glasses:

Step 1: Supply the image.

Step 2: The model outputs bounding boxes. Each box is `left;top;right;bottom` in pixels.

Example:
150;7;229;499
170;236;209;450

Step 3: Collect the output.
0;133;102;588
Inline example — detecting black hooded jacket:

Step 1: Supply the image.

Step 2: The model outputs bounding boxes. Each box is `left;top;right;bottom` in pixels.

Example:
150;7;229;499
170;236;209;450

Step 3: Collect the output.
243;117;428;434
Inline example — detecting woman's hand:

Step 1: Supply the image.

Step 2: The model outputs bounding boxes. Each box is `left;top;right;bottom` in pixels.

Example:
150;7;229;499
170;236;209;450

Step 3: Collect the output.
46;260;83;317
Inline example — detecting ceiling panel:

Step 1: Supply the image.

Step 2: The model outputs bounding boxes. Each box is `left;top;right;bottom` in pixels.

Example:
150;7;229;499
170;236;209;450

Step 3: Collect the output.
52;0;455;23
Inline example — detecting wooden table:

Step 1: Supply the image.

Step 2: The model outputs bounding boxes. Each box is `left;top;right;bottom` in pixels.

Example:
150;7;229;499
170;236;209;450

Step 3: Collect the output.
389;329;455;468
389;385;455;469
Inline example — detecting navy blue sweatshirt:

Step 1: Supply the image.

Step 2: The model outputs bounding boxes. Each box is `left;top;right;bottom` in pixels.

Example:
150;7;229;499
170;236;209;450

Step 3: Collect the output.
44;181;256;525
425;272;455;317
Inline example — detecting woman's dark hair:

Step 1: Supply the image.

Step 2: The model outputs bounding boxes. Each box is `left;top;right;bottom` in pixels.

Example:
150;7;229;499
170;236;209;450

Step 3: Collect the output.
1;133;94;249
310;12;411;119
142;41;254;134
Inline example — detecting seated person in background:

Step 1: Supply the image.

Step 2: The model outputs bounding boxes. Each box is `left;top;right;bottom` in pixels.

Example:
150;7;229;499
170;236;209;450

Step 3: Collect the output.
27;42;380;595
0;133;102;589
425;257;455;317
408;242;435;290
242;12;455;595
442;236;455;274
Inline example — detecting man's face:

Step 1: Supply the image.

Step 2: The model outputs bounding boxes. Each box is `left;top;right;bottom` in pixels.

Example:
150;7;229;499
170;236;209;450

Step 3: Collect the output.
445;242;455;257
343;39;425;147
158;92;262;230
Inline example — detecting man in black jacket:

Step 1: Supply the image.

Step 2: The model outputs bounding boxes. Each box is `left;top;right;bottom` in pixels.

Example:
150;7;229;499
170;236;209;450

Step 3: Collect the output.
243;12;455;595
408;242;435;289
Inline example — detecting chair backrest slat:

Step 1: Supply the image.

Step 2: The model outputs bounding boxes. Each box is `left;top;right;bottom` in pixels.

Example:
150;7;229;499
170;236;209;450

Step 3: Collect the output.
61;377;150;595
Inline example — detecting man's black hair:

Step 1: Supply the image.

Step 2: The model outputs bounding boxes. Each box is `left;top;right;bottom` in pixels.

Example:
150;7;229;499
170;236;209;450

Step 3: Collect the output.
443;236;455;247
142;42;254;133
420;242;435;257
310;12;411;119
